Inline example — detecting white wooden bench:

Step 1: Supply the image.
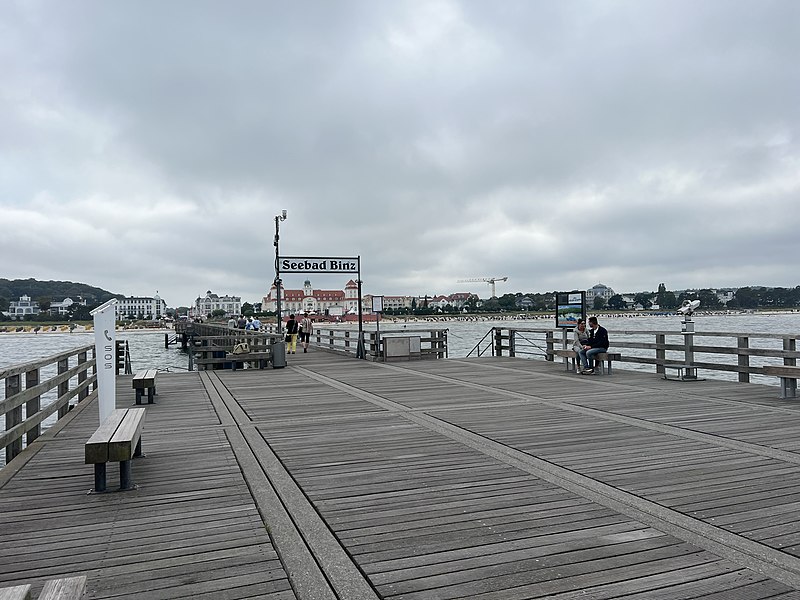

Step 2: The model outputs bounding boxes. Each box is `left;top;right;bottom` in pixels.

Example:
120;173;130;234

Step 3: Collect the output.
763;365;800;399
554;349;620;374
85;408;145;492
0;576;87;600
132;369;157;404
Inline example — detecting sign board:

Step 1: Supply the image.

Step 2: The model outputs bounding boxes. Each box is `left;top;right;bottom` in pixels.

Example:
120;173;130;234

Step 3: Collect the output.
555;291;585;328
279;256;359;273
372;295;384;313
90;299;118;424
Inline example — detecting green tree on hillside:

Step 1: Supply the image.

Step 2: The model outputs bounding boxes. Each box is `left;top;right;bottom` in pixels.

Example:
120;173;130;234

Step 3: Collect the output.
607;294;626;310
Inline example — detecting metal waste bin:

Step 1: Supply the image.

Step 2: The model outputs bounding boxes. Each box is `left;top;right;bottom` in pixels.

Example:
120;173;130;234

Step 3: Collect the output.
271;339;286;368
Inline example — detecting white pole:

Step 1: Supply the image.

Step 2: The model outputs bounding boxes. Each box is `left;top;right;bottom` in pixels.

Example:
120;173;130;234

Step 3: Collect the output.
90;299;118;424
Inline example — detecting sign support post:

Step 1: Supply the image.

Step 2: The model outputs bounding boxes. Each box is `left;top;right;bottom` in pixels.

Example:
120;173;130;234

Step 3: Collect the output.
90;299;118;424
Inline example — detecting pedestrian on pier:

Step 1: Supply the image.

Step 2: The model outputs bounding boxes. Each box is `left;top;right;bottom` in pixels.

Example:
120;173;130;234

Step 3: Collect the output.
579;316;609;374
300;312;313;353
286;314;299;354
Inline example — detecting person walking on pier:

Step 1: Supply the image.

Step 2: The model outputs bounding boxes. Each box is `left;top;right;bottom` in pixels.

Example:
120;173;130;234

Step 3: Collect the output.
579;316;609;374
300;312;313;353
286;314;299;354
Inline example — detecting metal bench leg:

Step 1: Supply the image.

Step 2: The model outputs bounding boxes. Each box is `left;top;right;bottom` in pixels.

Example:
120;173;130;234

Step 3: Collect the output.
147;387;154;404
608;360;613;375
120;460;133;490
781;378;796;399
134;438;142;458
94;463;107;492
135;389;142;405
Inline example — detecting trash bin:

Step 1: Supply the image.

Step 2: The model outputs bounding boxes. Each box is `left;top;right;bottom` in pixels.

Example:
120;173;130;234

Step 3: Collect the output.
271;339;286;368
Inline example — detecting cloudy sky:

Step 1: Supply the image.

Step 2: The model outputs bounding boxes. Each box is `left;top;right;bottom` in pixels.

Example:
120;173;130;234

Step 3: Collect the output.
2;1;798;307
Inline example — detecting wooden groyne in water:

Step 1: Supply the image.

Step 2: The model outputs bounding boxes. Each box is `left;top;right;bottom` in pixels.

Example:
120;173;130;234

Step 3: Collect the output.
4;332;800;597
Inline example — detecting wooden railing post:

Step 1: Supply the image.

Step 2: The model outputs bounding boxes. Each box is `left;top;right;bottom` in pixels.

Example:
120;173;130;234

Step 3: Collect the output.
494;328;503;357
5;374;22;463
25;368;41;445
509;330;516;358
78;351;89;401
785;338;797;367
545;331;554;361
329;330;334;351
737;336;750;383
344;331;350;351
58;358;69;418
655;334;666;375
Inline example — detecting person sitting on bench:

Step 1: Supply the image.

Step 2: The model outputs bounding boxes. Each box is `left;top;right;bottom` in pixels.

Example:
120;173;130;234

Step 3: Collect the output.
579;316;609;374
572;319;589;370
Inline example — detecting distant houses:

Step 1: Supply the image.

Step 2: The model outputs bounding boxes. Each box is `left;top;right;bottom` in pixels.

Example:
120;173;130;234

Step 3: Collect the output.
4;295;88;319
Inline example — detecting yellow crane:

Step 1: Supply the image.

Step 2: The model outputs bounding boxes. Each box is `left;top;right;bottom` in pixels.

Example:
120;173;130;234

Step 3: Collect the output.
456;276;508;298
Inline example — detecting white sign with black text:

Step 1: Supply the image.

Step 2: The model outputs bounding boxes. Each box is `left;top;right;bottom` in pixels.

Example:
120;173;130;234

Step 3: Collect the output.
279;256;359;274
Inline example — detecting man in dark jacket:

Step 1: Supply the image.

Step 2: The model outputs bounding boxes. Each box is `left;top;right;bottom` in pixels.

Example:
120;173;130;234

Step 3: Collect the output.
578;316;609;374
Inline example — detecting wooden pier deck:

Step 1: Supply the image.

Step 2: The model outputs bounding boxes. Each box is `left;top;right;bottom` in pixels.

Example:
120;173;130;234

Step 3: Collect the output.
4;352;800;598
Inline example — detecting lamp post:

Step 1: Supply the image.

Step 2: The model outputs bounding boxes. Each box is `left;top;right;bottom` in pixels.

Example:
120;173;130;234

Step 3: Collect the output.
274;210;287;333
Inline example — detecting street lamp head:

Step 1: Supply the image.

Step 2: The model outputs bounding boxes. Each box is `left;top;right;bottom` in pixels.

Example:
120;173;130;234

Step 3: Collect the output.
278;209;287;221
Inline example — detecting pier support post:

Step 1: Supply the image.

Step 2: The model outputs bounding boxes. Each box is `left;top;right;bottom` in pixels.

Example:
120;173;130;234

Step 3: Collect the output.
656;334;666;375
26;369;41;445
58;358;69;418
738;336;750;383
78;351;88;401
4;374;22;464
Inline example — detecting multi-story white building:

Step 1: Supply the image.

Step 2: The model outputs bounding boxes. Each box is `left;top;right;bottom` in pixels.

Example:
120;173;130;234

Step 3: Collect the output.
49;297;87;316
193;291;241;318
8;295;40;318
117;294;167;321
263;280;360;315
587;283;615;303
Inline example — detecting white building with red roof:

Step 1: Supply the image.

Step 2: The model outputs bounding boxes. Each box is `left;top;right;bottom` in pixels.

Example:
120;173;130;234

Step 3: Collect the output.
263;279;360;315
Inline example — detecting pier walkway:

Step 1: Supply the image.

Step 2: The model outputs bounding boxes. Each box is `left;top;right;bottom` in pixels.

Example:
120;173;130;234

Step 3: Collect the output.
4;352;800;598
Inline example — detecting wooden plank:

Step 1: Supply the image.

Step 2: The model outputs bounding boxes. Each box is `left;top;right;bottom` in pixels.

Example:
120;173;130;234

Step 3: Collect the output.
108;408;145;462
84;409;127;464
0;585;31;600
764;366;800;378
37;576;87;600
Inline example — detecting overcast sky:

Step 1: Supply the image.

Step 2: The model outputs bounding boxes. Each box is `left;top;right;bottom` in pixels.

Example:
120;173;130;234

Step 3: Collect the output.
2;1;798;307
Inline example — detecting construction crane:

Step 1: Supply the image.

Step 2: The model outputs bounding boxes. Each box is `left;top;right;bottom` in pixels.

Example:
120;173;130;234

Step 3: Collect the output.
456;276;508;298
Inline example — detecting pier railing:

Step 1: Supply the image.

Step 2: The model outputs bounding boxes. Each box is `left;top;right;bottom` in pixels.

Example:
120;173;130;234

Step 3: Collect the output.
1;344;96;466
178;321;448;362
310;327;448;360
475;327;799;382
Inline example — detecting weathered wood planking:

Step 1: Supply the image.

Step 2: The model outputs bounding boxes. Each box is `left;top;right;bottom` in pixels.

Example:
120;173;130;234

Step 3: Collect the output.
5;349;800;597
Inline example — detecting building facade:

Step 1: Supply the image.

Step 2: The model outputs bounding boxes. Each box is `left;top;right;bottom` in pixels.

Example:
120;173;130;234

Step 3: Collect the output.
116;294;167;321
193;291;241;318
8;295;40;318
587;283;615;303
263;280;360;315
49;297;87;316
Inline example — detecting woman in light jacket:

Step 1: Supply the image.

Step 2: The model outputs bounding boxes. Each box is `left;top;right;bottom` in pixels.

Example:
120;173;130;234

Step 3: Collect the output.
572;319;589;371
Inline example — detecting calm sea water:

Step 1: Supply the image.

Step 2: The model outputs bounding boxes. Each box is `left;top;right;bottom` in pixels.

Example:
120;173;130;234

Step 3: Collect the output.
2;313;799;466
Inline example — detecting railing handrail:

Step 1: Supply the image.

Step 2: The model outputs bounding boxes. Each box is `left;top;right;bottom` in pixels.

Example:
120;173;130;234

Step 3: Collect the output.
486;326;799;383
0;343;94;379
2;345;97;466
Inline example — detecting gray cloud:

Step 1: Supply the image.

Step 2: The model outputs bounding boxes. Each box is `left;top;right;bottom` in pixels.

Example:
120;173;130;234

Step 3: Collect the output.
1;0;798;306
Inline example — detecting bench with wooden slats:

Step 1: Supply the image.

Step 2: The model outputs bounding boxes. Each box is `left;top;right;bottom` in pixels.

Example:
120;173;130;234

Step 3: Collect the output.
85;408;145;492
763;365;800;399
0;576;86;600
131;369;157;404
554;349;620;374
